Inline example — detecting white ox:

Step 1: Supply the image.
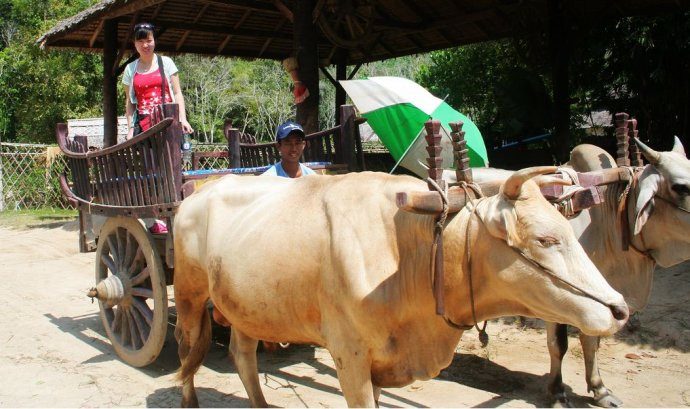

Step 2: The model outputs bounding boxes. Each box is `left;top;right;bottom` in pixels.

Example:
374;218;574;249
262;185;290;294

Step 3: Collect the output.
172;168;628;407
444;137;690;407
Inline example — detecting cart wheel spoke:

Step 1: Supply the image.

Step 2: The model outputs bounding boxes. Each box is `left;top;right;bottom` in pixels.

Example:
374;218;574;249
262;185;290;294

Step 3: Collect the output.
132;287;153;299
131;266;150;286
125;308;141;349
132;297;153;326
100;253;118;275
127;248;145;277
130;306;150;346
123;232;135;271
115;228;125;270
119;307;130;345
111;306;122;333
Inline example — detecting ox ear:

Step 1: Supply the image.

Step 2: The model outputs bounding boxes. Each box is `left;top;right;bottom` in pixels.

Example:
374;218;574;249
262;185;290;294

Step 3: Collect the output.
481;200;519;246
634;167;662;235
672;136;686;157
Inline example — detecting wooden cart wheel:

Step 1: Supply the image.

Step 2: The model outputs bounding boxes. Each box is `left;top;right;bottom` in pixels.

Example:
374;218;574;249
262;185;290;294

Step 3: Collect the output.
316;0;375;49
91;217;168;367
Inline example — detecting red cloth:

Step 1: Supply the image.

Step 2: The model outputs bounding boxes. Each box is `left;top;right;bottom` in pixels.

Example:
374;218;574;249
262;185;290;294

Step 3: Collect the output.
133;70;172;131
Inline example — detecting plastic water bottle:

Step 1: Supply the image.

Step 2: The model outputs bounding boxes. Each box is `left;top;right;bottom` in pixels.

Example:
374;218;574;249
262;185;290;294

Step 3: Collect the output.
182;133;192;151
182;133;192;167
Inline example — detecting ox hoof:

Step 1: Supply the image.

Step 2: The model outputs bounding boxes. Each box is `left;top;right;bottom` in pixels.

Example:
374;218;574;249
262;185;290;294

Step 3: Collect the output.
551;393;573;408
593;389;622;408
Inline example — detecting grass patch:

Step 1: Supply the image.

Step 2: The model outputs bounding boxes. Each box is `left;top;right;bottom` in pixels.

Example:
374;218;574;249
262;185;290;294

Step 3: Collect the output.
0;208;78;230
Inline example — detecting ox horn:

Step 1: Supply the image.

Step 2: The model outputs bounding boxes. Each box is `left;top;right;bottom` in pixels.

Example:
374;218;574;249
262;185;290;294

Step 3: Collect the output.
633;137;660;165
502;166;558;200
672;136;686;157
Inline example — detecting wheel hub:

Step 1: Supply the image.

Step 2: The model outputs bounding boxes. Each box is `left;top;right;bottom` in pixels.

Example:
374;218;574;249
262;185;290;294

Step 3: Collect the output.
87;275;125;307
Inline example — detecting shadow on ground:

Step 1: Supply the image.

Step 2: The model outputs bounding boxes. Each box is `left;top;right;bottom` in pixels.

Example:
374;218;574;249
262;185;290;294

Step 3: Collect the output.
440;353;595;408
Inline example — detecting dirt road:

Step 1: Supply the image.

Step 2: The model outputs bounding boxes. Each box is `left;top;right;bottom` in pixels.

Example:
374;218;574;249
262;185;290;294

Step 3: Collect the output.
1;222;689;407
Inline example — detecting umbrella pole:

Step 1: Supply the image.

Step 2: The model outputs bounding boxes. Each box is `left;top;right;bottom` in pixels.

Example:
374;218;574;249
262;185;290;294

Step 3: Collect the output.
389;130;423;174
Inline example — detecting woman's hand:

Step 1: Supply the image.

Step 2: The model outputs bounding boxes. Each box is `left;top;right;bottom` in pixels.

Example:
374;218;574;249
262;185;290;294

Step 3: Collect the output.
181;119;194;134
126;127;134;140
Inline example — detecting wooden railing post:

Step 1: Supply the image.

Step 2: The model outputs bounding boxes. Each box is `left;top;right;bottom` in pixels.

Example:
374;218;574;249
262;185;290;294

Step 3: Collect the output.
226;119;241;169
615;112;630;167
339;105;357;171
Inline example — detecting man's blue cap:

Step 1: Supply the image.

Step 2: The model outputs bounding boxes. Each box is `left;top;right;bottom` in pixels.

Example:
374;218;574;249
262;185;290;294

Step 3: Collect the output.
275;121;305;141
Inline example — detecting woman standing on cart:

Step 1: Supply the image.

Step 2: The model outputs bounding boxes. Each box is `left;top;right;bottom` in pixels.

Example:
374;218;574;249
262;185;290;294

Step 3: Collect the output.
122;22;194;139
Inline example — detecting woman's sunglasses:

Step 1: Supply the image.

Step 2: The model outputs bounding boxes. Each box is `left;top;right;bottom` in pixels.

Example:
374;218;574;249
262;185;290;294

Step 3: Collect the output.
134;23;155;31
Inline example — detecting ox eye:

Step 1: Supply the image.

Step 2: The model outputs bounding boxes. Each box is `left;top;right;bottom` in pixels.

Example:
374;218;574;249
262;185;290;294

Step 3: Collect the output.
671;184;690;196
536;237;559;247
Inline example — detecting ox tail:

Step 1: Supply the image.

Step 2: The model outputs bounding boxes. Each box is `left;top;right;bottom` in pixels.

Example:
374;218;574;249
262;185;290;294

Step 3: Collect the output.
175;304;212;382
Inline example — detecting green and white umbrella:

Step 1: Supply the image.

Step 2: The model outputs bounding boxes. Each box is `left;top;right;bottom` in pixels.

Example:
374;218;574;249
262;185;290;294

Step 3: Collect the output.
340;76;487;178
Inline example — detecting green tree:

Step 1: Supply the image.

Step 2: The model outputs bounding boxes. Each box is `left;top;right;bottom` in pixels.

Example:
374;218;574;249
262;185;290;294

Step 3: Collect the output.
0;0;101;143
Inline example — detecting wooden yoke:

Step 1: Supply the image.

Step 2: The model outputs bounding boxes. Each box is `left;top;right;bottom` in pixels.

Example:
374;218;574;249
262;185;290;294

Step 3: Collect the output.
615;112;631;167
396;120;476;214
425;120;445;191
628;118;644;167
450;121;472;184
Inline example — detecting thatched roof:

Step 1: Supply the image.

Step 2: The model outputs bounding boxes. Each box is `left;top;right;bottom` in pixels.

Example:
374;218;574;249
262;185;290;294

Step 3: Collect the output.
38;0;689;65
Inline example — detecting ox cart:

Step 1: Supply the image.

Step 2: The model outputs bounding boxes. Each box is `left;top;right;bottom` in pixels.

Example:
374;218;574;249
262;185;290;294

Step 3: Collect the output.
56;103;362;366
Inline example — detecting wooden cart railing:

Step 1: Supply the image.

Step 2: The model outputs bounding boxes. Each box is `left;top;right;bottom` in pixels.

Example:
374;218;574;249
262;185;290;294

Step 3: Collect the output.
57;104;184;219
192;105;364;173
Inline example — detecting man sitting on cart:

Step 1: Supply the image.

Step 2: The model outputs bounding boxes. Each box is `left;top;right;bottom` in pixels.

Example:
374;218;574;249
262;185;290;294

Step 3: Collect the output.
262;121;315;178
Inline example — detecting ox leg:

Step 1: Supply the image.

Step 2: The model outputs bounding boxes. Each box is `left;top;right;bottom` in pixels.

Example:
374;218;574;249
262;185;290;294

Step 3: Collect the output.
328;340;376;407
175;297;212;408
546;322;572;407
581;334;622;408
229;328;268;408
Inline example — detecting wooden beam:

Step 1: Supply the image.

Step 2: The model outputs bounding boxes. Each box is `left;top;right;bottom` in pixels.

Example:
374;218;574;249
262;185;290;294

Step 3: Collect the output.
194;0;279;13
257;17;286;57
151;18;289;39
273;0;293;22
177;3;209;51
89;19;104;47
102;0;166;19
217;9;251;53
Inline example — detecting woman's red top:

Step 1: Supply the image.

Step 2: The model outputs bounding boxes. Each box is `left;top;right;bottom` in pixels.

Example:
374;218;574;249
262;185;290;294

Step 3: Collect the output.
133;70;173;131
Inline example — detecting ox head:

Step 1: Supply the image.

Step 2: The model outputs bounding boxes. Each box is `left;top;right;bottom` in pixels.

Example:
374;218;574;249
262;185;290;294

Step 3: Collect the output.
633;137;690;266
456;166;628;336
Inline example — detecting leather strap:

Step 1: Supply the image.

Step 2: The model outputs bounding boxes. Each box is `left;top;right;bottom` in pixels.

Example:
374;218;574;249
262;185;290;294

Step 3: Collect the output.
157;54;166;103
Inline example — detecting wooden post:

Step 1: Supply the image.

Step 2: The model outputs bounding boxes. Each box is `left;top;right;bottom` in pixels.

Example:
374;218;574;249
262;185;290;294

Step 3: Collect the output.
293;0;319;134
226;120;241;169
615;112;630;167
335;50;347;126
548;0;570;163
339;105;357;171
628;118;643;166
450;121;472;184
103;19;118;148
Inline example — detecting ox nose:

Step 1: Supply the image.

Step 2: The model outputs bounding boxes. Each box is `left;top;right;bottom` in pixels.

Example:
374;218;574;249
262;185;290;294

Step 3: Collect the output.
610;302;629;322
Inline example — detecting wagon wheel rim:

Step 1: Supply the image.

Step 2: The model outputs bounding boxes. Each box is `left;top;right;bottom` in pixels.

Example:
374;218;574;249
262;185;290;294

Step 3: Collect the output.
95;217;168;367
317;0;376;49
